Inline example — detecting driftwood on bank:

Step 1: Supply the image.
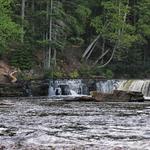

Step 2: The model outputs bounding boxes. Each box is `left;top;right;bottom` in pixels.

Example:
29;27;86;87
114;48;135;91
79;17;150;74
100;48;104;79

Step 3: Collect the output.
3;71;18;83
0;61;18;83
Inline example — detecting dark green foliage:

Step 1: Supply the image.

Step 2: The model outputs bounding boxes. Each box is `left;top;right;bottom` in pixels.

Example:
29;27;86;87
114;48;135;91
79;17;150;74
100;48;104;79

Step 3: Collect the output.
0;0;21;53
44;70;64;79
11;44;34;70
0;0;150;77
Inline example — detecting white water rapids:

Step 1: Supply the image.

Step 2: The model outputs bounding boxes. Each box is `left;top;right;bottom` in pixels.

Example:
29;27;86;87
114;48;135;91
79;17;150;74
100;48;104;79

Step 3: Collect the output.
1;98;150;149
96;80;150;99
47;79;150;100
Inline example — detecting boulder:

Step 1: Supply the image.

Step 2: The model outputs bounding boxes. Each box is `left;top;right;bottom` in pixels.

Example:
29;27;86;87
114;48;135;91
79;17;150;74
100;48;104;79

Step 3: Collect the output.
90;91;114;102
91;90;144;102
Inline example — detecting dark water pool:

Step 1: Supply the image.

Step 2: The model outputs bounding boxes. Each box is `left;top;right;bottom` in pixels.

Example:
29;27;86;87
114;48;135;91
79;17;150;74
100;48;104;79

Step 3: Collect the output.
0;98;150;150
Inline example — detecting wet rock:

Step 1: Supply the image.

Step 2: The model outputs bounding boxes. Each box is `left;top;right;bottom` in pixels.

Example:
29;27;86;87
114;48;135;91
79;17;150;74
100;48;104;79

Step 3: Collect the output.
0;127;16;136
91;91;114;102
114;90;144;102
59;84;70;95
127;91;144;102
0;145;6;150
63;96;96;101
0;83;24;97
0;100;14;105
30;80;49;96
82;79;97;94
73;96;96;101
91;90;144;102
0;80;49;97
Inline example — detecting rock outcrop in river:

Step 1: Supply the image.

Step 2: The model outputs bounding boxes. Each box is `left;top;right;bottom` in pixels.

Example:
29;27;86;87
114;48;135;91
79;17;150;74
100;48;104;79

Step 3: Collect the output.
0;79;148;102
91;90;144;102
0;80;49;97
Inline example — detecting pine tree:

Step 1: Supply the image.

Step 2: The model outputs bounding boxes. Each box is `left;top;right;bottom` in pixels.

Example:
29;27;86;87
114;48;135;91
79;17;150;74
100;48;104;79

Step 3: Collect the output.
0;0;20;52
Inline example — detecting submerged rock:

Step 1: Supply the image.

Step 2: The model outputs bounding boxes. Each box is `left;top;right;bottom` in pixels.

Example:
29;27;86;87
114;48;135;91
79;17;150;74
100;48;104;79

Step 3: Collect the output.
0;126;17;136
91;90;144;102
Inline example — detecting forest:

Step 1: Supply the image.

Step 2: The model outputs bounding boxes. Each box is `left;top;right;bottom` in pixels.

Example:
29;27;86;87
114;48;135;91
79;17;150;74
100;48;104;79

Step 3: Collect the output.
0;0;150;79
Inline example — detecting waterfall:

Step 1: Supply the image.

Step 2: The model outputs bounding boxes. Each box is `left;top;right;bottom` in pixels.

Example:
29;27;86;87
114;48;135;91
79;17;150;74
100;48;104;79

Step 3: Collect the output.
96;80;120;93
48;79;87;97
48;79;150;99
96;79;150;99
118;80;150;98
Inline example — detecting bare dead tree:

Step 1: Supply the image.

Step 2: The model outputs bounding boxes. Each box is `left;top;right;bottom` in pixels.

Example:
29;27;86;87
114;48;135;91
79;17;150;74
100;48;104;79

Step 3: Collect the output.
82;0;129;68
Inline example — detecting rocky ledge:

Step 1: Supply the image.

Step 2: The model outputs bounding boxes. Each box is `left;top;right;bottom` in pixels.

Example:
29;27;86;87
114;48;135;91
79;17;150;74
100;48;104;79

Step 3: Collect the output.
91;90;144;102
0;80;145;103
0;80;49;97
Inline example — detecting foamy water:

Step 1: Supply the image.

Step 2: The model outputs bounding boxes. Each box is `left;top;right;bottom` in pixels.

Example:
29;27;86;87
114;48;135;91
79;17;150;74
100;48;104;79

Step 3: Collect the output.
0;98;150;150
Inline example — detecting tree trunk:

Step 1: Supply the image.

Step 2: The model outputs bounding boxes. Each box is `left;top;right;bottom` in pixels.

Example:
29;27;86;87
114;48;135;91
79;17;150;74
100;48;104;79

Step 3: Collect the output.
96;43;119;68
44;0;50;69
92;49;110;67
32;0;35;32
21;0;26;43
85;42;97;61
101;38;106;64
48;0;53;69
82;35;100;59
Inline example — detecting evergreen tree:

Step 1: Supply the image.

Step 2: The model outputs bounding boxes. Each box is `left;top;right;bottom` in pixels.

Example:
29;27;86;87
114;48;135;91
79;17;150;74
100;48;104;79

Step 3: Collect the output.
0;0;20;53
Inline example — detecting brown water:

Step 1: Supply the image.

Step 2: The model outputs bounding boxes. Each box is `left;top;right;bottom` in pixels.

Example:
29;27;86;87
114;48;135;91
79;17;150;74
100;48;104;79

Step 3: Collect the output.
0;98;150;150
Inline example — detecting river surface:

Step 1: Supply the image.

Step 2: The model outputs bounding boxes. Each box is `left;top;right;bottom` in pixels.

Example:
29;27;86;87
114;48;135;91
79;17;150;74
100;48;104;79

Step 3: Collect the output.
0;98;150;150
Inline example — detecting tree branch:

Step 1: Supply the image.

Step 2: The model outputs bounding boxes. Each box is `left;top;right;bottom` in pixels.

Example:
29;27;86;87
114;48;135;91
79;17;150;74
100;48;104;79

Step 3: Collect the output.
82;35;100;59
92;49;110;67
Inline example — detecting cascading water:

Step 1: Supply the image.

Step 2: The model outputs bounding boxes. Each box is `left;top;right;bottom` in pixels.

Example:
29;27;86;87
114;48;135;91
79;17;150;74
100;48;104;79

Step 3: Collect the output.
118;80;150;99
96;79;150;98
48;80;55;96
48;79;150;100
48;79;88;97
96;80;121;93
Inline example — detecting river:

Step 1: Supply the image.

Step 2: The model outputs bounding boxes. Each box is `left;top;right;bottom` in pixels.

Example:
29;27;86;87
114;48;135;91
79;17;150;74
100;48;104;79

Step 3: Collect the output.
0;98;150;150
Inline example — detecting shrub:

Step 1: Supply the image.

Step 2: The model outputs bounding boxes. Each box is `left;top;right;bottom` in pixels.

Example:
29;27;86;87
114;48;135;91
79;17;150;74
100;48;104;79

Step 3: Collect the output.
44;70;64;79
69;70;79;78
105;69;114;78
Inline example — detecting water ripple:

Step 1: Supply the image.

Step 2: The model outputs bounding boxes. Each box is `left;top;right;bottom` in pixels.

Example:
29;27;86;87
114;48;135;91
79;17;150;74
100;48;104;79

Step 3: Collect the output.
0;99;150;149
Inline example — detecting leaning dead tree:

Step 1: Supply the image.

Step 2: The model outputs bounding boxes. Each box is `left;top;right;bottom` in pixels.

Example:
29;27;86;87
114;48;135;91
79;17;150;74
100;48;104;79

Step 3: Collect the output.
82;34;118;68
82;0;129;68
9;71;18;83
